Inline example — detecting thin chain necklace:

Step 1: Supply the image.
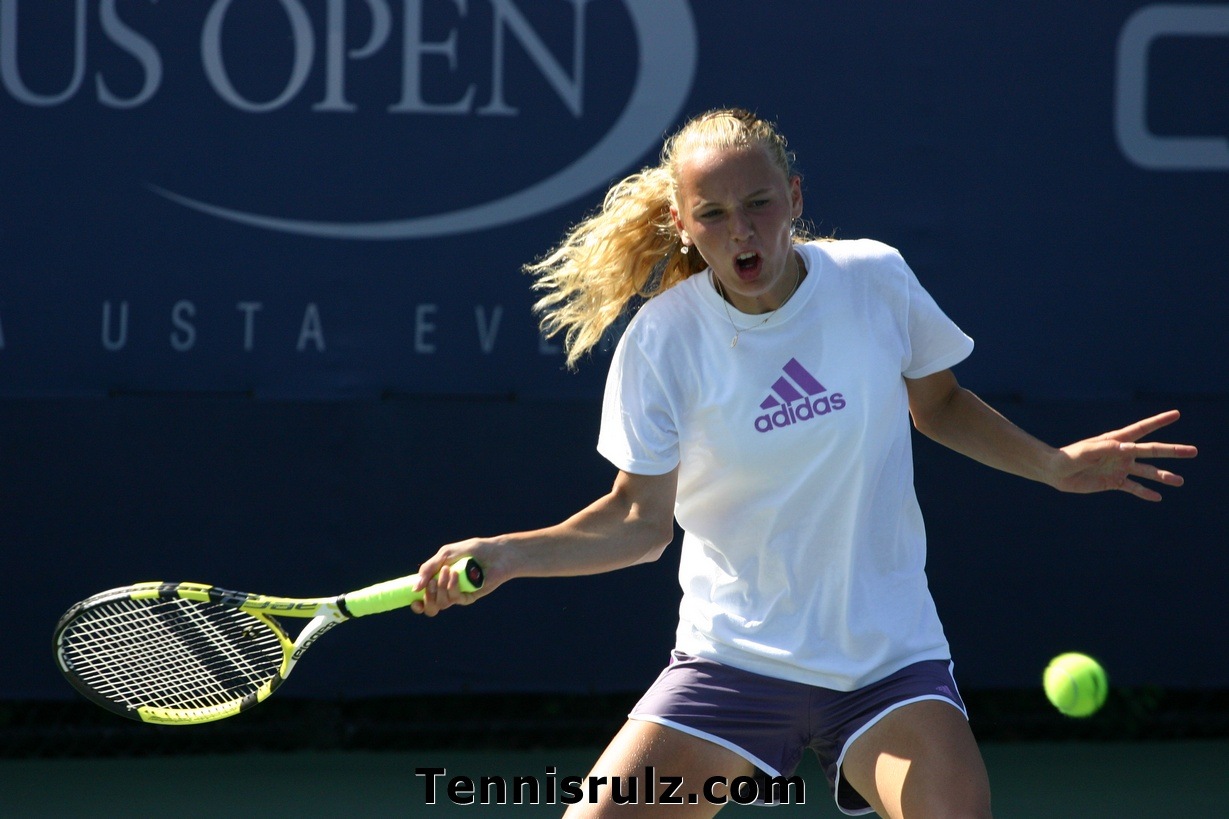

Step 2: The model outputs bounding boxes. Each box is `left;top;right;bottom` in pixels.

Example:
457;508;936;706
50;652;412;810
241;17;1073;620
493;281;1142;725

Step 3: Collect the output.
712;256;803;348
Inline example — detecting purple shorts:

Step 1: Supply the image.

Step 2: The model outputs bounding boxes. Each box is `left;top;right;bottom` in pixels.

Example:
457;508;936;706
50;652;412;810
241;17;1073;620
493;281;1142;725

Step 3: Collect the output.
629;651;968;815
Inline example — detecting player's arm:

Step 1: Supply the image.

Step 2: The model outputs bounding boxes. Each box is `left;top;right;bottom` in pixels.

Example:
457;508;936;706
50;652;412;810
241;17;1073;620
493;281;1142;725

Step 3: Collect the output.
905;368;1195;502
411;467;679;615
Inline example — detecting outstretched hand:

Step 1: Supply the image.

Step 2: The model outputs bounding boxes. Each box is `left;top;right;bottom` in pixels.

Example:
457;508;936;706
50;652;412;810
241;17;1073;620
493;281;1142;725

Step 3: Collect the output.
1051;410;1198;501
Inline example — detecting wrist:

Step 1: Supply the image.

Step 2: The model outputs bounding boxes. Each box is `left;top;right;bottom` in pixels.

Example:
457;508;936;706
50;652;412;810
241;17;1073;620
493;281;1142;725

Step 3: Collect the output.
1040;445;1069;489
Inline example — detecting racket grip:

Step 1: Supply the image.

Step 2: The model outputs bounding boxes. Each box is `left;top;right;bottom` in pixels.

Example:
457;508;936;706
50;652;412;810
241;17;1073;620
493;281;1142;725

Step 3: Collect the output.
341;557;484;618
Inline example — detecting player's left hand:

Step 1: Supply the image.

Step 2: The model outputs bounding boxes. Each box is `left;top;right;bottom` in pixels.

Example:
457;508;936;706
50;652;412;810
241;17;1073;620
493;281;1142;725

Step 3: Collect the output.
1051;410;1198;501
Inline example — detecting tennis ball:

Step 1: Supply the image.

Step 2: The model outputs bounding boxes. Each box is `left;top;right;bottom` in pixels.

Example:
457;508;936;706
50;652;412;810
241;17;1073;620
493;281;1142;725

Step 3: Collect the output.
1043;652;1108;717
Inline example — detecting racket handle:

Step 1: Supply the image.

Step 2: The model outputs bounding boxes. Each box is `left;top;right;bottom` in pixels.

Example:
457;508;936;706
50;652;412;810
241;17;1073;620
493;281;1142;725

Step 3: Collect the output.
341;557;484;618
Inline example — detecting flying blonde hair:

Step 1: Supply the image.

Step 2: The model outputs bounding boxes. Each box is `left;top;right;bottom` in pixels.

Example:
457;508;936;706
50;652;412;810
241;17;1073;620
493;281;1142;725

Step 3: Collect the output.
527;107;815;369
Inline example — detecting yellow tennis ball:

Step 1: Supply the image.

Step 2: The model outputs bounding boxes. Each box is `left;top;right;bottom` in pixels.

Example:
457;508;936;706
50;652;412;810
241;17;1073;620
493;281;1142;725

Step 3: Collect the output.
1044;652;1108;717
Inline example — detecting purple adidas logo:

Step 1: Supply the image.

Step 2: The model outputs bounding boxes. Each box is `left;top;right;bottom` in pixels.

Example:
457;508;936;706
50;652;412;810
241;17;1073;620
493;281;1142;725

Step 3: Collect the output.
755;358;846;433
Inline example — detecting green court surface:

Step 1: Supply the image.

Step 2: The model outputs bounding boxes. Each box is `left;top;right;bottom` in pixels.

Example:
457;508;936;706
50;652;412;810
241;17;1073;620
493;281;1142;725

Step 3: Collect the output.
3;741;1227;817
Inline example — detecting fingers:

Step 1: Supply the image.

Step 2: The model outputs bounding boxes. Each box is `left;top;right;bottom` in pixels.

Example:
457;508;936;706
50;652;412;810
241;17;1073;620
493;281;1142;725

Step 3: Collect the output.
409;552;476;617
1114;440;1194;501
412;550;454;591
1132;462;1185;486
1115;408;1199;447
1058;435;1193;501
1119;479;1163;503
1120;440;1199;460
1117;439;1198;491
1117;441;1191;493
1111;409;1182;443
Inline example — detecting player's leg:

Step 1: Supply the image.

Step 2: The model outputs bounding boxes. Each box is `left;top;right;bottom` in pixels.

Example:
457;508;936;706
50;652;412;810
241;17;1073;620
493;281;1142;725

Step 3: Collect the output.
839;698;992;819
564;718;756;818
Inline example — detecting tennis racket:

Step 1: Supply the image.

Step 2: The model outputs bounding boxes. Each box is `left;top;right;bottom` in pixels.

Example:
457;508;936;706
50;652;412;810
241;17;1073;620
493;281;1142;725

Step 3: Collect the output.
53;557;483;726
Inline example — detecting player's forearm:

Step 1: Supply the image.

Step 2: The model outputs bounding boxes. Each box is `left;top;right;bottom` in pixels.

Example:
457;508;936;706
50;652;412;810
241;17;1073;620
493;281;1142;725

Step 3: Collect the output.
414;470;676;606
493;488;675;579
914;385;1061;486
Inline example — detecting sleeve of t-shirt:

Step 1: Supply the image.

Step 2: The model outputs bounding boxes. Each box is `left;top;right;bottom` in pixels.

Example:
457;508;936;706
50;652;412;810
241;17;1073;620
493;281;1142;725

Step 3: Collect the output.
899;254;975;379
596;326;680;475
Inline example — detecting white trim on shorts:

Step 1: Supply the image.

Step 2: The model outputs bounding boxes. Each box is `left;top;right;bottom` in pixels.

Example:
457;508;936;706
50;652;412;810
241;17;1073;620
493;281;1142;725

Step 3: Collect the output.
831;660;970;817
627;713;784;778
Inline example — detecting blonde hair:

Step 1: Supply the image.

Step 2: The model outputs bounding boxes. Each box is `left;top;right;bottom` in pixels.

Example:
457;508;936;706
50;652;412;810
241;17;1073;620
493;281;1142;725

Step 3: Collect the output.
527;108;814;369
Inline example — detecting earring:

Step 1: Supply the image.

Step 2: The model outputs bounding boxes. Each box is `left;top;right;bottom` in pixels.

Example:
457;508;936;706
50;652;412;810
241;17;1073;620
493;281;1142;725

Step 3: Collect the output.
680;244;690;255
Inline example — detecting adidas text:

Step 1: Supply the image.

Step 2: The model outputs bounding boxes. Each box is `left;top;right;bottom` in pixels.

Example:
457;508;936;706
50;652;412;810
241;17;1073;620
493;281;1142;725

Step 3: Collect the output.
754;393;847;433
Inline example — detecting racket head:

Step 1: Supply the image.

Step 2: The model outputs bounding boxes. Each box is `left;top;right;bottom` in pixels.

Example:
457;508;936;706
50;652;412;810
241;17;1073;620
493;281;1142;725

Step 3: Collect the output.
53;583;294;725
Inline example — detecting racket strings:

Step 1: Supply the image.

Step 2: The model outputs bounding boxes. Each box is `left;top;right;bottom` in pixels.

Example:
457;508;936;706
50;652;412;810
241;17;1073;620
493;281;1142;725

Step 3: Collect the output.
59;596;286;712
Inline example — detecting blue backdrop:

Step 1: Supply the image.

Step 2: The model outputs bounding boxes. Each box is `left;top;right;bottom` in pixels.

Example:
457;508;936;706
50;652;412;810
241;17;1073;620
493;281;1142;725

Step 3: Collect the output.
2;1;1225;699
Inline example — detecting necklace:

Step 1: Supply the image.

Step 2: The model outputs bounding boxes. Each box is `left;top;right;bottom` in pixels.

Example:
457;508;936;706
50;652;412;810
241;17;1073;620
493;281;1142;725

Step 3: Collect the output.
712;256;803;348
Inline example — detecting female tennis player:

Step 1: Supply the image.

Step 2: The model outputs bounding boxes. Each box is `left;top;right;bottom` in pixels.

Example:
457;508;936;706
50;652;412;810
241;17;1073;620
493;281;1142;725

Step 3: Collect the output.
411;109;1197;818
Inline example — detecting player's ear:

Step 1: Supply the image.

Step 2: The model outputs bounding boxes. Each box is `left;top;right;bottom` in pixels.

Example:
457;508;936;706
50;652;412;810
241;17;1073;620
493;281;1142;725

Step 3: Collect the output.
670;204;687;237
789;175;803;220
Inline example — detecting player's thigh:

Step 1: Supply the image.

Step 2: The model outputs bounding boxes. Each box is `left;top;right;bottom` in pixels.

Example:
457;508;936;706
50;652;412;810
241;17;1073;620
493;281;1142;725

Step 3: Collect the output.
840;699;991;819
564;718;757;818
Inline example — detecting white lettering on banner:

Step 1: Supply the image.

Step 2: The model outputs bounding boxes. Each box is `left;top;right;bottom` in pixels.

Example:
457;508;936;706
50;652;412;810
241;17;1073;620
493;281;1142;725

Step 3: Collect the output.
479;0;589;117
202;0;315;113
102;300;128;351
171;299;196;351
0;0;86;106
315;0;392;113
201;0;593;116
298;303;325;352
98;0;161;109
1;1;696;238
0;0;160;108
390;0;473;115
172;0;694;238
1115;4;1229;171
237;301;263;351
85;300;545;356
475;305;503;354
102;301;331;353
415;303;438;353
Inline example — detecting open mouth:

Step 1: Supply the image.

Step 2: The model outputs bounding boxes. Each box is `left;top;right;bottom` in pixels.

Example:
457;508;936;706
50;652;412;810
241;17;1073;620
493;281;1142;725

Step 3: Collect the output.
735;252;762;279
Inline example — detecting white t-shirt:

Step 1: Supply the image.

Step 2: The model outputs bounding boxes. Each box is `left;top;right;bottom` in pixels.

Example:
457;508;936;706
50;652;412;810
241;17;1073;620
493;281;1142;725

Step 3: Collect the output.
597;239;974;691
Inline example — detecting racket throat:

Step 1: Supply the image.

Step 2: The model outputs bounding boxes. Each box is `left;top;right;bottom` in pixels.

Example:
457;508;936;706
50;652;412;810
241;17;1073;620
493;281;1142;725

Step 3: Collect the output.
290;617;342;663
